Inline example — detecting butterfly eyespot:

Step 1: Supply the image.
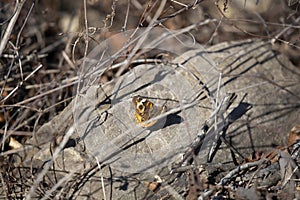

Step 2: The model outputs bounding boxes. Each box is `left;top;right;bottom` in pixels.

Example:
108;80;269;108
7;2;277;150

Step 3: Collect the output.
138;104;144;112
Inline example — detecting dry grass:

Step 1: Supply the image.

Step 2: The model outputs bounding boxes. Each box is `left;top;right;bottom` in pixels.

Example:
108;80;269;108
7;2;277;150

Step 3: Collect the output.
0;0;299;199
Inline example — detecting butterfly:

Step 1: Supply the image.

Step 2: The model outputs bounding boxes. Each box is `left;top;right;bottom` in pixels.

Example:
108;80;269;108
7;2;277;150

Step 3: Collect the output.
132;96;166;127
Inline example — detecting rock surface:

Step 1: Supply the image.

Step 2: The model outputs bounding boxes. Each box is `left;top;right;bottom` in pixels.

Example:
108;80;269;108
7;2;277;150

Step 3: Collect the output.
22;39;300;199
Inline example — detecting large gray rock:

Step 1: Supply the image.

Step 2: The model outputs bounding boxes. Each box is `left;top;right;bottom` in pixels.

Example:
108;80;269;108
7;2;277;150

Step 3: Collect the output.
22;39;300;199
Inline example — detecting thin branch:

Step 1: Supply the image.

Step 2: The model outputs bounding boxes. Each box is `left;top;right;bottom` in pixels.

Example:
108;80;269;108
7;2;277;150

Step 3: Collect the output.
0;0;27;56
121;0;130;31
0;64;43;104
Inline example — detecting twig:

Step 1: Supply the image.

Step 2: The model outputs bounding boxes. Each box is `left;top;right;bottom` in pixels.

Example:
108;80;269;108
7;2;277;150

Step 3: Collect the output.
155;0;205;25
115;0;167;77
218;159;268;185
15;2;34;48
96;157;107;200
170;0;188;7
271;16;300;45
121;0;130;31
0;129;33;136
282;166;299;188
0;64;43;104
0;0;27;57
13;79;77;106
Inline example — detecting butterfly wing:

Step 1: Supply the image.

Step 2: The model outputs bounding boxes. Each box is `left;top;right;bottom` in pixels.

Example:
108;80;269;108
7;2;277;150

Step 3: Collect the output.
132;96;166;127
